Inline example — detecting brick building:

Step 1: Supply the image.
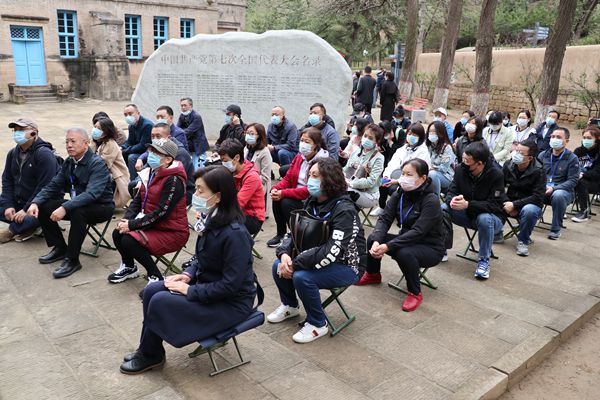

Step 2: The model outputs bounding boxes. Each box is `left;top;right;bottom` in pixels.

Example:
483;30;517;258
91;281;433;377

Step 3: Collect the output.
0;0;248;102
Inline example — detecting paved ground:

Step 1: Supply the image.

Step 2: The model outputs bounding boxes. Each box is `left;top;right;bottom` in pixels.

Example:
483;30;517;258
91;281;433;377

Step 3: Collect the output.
1;100;599;400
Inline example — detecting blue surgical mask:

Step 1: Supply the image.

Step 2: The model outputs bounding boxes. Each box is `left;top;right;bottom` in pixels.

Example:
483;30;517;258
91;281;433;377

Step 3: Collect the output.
271;115;282;125
299;142;313;157
192;193;215;214
307;177;321;198
147;152;163;170
511;151;525;165
222;160;235;172
308;114;320;126
582;138;595;149
125;115;136;125
224;115;233;124
12;130;29;145
546;117;556;126
549;138;563;150
351;126;358;136
407;135;418;146
181;110;191;116
361;137;375;150
91;128;103;140
433;117;442;122
155;118;168;125
460;117;468;125
245;134;257;145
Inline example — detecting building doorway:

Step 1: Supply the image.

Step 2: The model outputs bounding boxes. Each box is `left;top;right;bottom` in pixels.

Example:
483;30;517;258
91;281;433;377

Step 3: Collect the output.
10;26;47;86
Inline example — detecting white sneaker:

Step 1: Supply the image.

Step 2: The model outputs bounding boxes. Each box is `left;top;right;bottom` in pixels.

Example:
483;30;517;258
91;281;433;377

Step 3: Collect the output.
370;207;384;216
292;322;329;343
441;250;448;262
267;304;300;323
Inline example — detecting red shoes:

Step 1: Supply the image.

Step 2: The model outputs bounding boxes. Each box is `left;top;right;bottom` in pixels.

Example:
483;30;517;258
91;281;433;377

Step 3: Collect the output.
402;292;423;312
355;272;382;286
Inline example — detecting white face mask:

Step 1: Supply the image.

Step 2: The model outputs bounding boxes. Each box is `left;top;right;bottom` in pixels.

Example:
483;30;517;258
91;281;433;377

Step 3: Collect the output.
465;123;476;134
517;118;528;127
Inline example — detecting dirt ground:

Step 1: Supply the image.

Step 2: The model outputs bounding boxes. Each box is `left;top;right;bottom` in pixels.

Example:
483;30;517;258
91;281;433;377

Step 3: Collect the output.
500;313;600;400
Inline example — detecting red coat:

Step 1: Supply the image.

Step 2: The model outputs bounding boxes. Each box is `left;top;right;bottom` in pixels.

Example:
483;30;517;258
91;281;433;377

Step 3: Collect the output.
272;153;310;201
129;161;190;256
235;160;265;221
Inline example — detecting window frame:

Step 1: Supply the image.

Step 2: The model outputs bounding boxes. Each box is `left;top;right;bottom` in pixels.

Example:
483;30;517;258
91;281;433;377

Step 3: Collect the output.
180;18;194;38
124;14;142;59
153;16;169;50
57;10;78;58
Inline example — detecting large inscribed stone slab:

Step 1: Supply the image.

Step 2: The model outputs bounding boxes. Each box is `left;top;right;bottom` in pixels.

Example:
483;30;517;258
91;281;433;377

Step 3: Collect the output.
131;30;352;139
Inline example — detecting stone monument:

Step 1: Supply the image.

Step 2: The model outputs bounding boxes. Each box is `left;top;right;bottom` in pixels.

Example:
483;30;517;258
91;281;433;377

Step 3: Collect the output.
131;30;352;138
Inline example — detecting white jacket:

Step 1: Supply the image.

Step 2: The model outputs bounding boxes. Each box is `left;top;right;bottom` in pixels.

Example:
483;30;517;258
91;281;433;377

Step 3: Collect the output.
382;142;431;177
483;126;513;166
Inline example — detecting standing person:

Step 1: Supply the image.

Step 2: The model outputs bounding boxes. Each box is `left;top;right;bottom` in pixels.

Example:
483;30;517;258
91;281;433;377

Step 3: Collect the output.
27;127;115;278
267;157;365;343
121;103;153;180
355;66;377;114
91;118;131;208
533;109;561;154
432;107;454;142
426;121;456;196
109;140;189;286
453;110;475;141
357;159;445;312
482;111;513;166
379;72;399;122
118;166;257;375
245;123;273;198
214;104;245;154
0;118;59;243
510;110;536;150
155;105;187;150
351;71;361;106
455;116;485;164
267;106;298;168
373;67;385;107
572;125;600;222
177;97;209;168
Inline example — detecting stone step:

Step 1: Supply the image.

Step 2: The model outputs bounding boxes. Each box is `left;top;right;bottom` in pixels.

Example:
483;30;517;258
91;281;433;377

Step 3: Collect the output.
25;97;59;103
23;92;56;98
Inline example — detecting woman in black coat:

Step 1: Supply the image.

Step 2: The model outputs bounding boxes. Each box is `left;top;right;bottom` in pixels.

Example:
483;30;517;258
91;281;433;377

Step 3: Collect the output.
379;72;399;122
356;158;445;312
119;165;257;374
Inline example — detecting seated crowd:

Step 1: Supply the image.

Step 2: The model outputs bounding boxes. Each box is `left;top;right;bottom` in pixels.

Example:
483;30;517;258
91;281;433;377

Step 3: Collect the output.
1;96;599;375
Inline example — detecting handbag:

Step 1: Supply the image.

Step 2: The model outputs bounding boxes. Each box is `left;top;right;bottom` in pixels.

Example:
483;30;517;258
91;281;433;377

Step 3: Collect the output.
345;150;378;180
288;209;331;259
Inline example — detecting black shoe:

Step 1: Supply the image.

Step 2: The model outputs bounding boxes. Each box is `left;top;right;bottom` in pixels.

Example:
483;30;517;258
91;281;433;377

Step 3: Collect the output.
266;235;283;248
123;349;139;362
52;258;82;279
39;246;67;264
119;352;165;375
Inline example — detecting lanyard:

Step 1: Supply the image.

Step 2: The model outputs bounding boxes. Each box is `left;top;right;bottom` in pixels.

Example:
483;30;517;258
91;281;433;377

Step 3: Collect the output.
398;193;414;229
68;174;76;198
311;200;341;220
142;173;155;212
548;151;565;182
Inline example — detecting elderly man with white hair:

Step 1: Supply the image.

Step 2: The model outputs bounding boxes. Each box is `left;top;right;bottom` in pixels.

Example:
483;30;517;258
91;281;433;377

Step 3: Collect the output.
28;127;115;278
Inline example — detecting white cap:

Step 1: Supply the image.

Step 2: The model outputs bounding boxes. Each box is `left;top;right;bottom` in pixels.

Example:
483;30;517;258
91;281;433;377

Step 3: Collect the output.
434;107;448;116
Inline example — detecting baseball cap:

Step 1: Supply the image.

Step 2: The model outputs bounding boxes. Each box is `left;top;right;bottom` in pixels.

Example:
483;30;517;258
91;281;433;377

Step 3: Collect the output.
433;107;448;116
146;139;178;159
222;104;242;116
8;117;38;130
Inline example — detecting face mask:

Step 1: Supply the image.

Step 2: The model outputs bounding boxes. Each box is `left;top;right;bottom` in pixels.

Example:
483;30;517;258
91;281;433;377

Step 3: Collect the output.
351;126;358;136
490;124;501;131
156;118;168;125
432;117;442;122
393;117;401;123
308;114;320;126
91;128;103;140
428;134;438;143
299;142;313;157
125;115;136;125
181;110;191;116
147;152;163;170
511;151;525;165
460;117;468;125
224;115;233;124
582;138;595;149
192;193;215;214
271;115;282;125
517;118;528;127
12;130;29;145
549;138;564;150
407;135;418;146
399;176;419;191
222;160;235;172
503;119;509;126
546;117;556;126
245;134;257;145
307;177;321;198
465;123;476;134
361;137;375;150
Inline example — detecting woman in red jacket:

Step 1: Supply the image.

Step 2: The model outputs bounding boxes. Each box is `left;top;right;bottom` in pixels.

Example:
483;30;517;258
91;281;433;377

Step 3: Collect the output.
109;139;190;286
267;127;329;247
218;138;265;235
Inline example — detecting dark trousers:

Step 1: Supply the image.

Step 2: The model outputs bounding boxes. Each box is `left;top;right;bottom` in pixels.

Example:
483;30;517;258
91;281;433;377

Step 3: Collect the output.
0;203;40;235
38;199;114;260
576;177;600;211
366;233;443;295
139;281;167;357
379;184;398;209
112;230;163;278
272;197;303;236
364;103;373;114
245;215;263;236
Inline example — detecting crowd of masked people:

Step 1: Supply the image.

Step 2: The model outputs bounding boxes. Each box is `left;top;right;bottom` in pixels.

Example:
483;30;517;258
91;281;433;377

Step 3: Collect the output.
2;89;599;374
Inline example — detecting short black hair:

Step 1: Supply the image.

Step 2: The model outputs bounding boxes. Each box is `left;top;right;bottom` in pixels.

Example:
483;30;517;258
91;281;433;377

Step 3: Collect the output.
309;157;347;199
463;110;475;117
157;105;174;116
310;102;327;114
548;109;560;119
519;140;538;156
464;141;490;164
353;117;369;135
180;97;193;106
554;126;570;139
364;66;372;73
488;111;503;124
194;165;244;228
385;71;394;80
393;107;406;117
218;138;245;161
124;103;139;111
402;158;429;177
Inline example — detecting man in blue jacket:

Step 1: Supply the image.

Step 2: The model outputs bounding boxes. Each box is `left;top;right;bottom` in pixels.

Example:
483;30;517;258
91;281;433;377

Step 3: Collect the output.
0;118;60;243
122;103;153;180
177;97;209;168
155;105;187;150
28;127;115;279
305;103;339;161
538;127;579;240
534;109;560;155
267;105;299;167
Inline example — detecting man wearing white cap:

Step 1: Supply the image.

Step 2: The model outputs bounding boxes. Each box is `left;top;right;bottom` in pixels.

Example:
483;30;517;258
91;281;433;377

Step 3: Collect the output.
433;107;454;143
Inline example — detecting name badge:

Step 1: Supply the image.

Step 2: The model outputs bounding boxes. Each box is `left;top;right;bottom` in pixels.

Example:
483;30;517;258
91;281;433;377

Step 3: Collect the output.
135;212;145;219
70;187;77;199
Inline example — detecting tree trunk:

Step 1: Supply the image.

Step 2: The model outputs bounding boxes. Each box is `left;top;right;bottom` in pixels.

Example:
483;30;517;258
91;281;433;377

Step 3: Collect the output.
574;0;599;39
535;0;578;124
432;0;463;110
470;0;498;116
399;0;419;100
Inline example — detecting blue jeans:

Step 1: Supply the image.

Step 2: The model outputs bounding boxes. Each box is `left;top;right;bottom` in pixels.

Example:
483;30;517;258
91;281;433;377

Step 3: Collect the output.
127;153;142;181
442;204;503;260
546;189;572;233
271;148;297;167
429;170;451;196
271;259;358;327
0;204;40;235
517;204;541;243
